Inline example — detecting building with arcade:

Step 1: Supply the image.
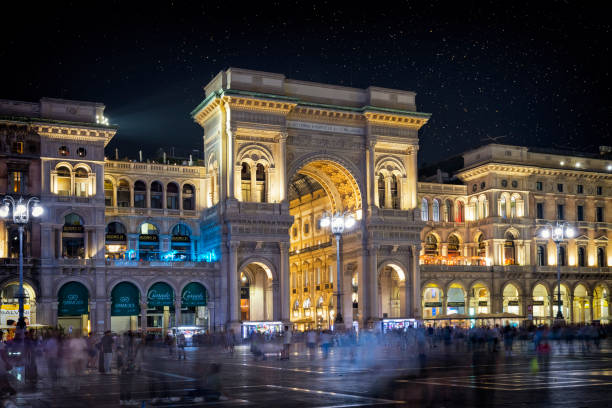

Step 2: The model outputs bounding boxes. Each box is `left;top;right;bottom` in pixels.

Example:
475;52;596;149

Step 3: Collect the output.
0;68;610;335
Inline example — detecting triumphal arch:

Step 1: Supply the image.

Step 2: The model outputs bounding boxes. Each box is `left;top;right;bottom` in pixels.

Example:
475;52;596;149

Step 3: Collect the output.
192;68;430;330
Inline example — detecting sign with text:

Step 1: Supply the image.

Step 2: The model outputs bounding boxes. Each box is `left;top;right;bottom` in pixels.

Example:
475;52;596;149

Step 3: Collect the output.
147;282;174;307
181;282;207;307
424;302;442;308
105;233;126;242
58;282;89;316
139;234;159;242
286;120;365;135
447;302;465;308
111;282;140;316
63;225;84;233
0;304;30;326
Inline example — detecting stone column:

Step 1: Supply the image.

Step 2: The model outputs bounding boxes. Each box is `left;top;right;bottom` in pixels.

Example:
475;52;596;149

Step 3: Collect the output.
250;165;257;202
548;295;554;322
384;176;393;209
175;299;182;327
235;165;243;201
404;278;413;318
140;301;148;333
162;184;167;210
367;244;379;325
411;245;421;319
357;250;368;328
272;282;280;321
228;241;240;324
146;184;151;208
569;295;574;322
278;132;287;202
366;139;376;209
84;229;89;259
280;242;290;322
587;295;594;323
57;228;62;258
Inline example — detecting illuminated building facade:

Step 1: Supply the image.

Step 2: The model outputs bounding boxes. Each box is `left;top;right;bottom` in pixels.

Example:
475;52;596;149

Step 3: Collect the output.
0;69;610;335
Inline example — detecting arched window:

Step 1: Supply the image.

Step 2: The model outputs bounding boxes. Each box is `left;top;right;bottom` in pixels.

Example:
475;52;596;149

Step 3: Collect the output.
241;162;251;201
510;196;517;218
74;168;89;197
447;234;460;256
182;184;195;210
558;246;566;266
117;180;130;207
421;198;429;221
391;175;399;209
150;181;163;209
170;224;192;261
104;179;113;206
456;201;465;222
444;199;453;222
432;199;440;222
469;197;478;220
504;232;515;265
578;247;586;267
537;245;546;266
424;234;438;256
378;174;386;208
134;180;146;208
166;183;179;209
477;234;486;263
62;213;85;259
56;166;71;196
500;196;507;218
256;163;266;203
598;247;607;267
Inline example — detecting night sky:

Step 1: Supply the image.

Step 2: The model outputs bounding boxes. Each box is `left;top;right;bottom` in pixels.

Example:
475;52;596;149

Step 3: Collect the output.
2;1;610;166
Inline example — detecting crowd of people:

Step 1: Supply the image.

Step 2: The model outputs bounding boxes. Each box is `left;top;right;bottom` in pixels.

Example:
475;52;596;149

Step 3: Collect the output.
0;322;609;405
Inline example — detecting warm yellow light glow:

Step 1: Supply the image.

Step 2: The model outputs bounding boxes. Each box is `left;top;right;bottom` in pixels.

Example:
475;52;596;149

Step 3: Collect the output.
548;255;556;265
355;209;362;220
589;256;595;266
387;263;406;281
107;245;122;253
568;256;576;266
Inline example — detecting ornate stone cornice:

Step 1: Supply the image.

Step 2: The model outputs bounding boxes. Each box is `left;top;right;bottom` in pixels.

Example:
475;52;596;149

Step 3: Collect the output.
458;163;612;181
32;123;116;146
364;111;429;129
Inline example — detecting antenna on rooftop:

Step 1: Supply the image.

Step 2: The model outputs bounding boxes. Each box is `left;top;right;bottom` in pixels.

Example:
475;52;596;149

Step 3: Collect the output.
115;148;119;160
481;135;507;143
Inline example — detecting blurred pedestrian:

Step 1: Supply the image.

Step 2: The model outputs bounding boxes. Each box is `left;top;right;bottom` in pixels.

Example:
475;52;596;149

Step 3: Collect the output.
101;330;114;373
177;332;186;360
282;326;292;360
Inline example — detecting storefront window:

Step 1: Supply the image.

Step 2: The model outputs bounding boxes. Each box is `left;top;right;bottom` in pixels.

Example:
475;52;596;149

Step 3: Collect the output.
504;232;516;265
502;284;520;315
170;223;191;261
469;285;489;315
139;223;159;260
447;285;466;315
105;222;127;259
62;213;85;258
181;282;208;327
422;285;442;318
74;167;89;197
56;166;71;196
532;284;549;322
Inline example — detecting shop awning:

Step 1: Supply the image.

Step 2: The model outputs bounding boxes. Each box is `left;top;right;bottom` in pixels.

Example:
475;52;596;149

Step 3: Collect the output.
181;282;207;307
147;282;174;307
111;282;140;316
58;281;89;316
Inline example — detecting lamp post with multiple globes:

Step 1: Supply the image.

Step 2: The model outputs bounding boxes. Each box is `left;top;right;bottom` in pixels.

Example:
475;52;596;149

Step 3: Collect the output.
319;211;356;329
0;196;44;332
539;221;574;321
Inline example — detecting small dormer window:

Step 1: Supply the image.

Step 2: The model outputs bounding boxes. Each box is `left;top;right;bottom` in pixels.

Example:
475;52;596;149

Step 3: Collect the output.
77;147;87;157
59;146;69;156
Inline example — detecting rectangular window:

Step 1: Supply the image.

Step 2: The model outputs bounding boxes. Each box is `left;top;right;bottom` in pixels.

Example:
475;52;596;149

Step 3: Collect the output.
557;183;563;193
536;203;544;219
557;204;564;220
577;184;583;194
597;207;604;222
597;186;603;195
8;171;26;193
577;205;584;221
536;181;543;191
11;142;23;154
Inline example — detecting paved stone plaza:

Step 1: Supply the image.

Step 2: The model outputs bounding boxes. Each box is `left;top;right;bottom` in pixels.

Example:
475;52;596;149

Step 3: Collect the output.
8;340;612;407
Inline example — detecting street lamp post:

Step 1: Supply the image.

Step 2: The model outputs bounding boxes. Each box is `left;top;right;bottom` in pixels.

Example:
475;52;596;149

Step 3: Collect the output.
320;211;356;330
0;196;43;332
539;221;574;321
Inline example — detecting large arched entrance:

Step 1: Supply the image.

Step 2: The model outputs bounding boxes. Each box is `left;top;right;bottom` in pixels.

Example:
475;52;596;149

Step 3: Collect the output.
593;285;609;323
146;282;175;335
57;281;90;336
378;264;406;319
287;157;364;330
111;282;141;333
1;282;37;329
532;284;550;324
239;262;274;322
573;284;590;323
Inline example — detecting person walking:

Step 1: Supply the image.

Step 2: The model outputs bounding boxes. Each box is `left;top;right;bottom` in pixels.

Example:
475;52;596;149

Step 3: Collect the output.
177;333;187;360
117;347;137;405
282;326;292;360
101;330;114;374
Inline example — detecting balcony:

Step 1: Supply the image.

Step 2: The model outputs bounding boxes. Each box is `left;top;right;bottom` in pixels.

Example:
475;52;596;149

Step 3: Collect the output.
105;259;218;269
